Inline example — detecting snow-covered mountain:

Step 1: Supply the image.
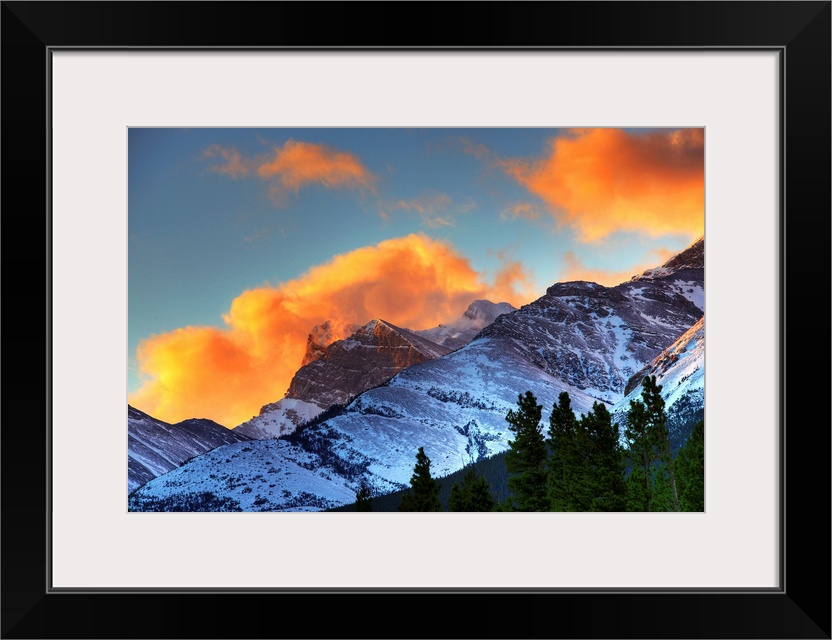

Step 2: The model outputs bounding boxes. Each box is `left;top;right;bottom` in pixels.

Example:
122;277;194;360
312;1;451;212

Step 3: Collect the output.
128;405;249;492
234;319;451;439
130;239;704;511
611;316;705;451
233;301;514;440
129;438;359;511
414;299;516;349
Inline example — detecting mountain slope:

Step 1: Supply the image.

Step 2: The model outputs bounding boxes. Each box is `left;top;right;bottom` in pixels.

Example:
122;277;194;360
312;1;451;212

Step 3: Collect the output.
478;238;703;404
612;316;705;451
234;300;515;441
128;438;359;512
128;406;249;492
234;319;451;439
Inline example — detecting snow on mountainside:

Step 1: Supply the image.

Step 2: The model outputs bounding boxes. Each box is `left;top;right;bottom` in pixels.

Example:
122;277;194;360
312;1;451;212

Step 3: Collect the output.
415;299;516;350
478;279;702;404
129;439;359;512
130;336;598;511
612;316;705;451
234;319;451;439
131;239;704;511
128;405;249;492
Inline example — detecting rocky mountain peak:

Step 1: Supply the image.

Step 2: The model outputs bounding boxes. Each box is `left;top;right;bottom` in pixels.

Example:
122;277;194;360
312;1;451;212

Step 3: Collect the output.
544;280;627;302
301;320;360;366
632;236;704;281
234;318;450;439
462;299;515;322
415;299;517;350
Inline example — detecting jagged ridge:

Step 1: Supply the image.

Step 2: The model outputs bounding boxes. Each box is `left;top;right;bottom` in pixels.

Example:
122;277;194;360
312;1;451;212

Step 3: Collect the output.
128;405;249;492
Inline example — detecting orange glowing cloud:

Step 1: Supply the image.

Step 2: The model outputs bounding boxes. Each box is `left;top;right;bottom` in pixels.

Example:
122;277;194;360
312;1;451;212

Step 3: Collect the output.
560;248;676;287
502;128;704;242
130;233;534;428
202;139;376;206
258;139;376;197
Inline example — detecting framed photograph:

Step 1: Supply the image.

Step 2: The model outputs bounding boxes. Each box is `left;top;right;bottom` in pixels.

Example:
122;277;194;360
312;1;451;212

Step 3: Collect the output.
3;2;829;638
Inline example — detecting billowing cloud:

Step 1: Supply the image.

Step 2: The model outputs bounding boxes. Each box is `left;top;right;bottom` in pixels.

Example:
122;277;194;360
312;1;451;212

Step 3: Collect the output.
491;258;537;303
130;234;534;427
502;128;704;242
560;248;676;287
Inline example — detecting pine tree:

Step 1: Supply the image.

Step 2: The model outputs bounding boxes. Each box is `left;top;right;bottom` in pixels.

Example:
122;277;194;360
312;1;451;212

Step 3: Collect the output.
504;391;548;511
547;391;580;510
624;390;654;511
641;375;680;511
449;468;496;512
624;376;682;511
580;402;627;511
355;484;373;512
398;447;442;512
625;464;650;512
676;420;704;511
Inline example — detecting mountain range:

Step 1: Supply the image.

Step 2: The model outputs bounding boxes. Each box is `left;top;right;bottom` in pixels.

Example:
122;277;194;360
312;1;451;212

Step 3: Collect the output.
128;238;704;511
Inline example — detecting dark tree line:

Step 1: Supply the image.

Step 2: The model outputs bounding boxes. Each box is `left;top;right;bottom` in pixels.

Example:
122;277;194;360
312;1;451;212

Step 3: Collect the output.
503;375;704;512
349;375;704;512
502;389;625;511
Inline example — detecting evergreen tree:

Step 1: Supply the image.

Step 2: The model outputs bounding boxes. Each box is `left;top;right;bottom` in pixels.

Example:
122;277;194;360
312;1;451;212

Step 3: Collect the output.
676;420;704;511
580;402;627;511
624;389;654;511
504;391;548;511
547;391;580;510
625;464;650;512
355;484;373;512
641;375;680;511
398;447;442;512
650;466;676;511
449;468;496;512
624;376;682;511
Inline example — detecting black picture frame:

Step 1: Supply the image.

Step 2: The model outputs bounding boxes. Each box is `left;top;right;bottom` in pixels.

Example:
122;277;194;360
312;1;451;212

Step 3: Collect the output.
2;2;829;638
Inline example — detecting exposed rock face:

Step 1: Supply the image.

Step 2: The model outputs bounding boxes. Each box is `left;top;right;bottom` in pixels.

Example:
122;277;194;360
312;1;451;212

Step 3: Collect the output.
234;319;450;439
478;252;703;404
127;405;249;492
287;319;451;407
300;320;360;367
